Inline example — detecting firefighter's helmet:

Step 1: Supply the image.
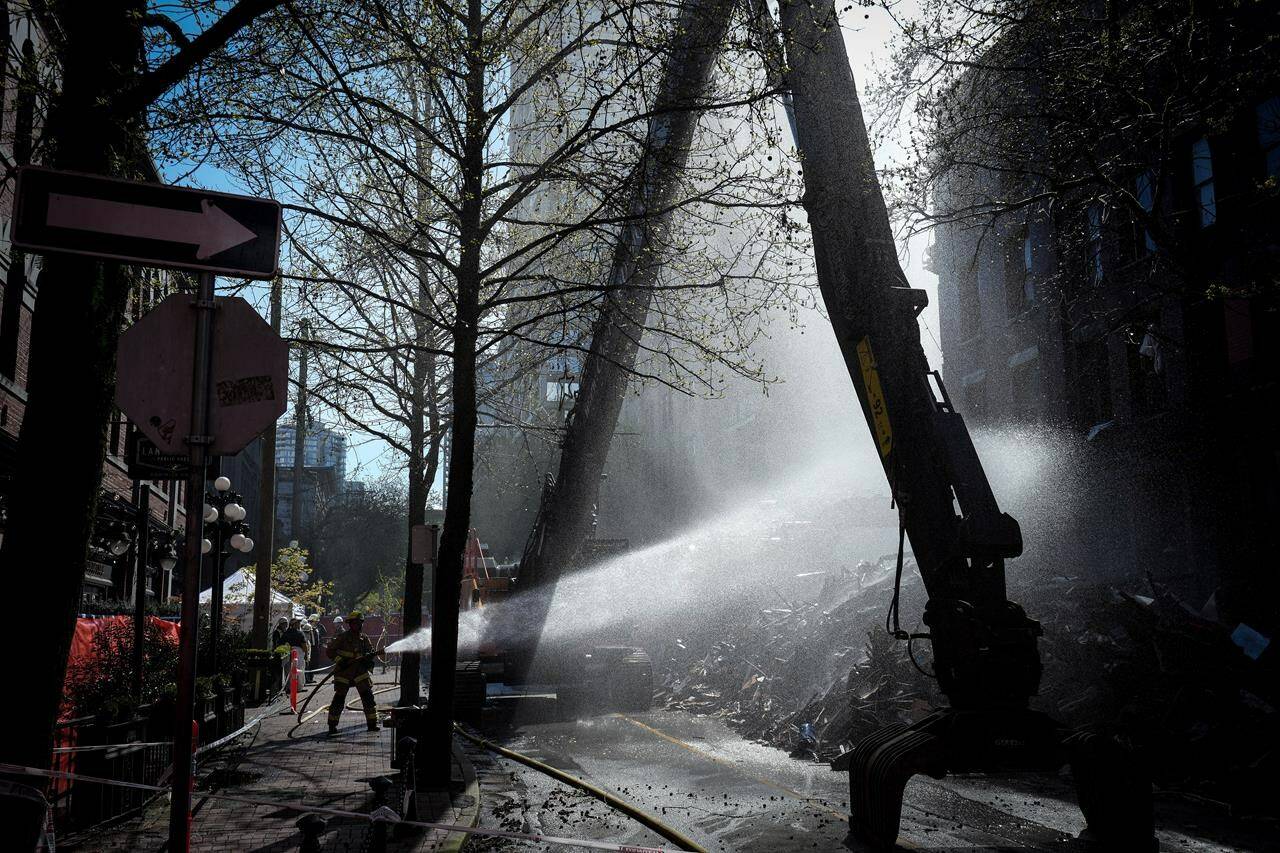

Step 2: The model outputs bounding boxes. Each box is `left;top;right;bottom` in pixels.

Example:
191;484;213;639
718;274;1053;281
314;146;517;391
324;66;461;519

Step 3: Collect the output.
345;610;364;622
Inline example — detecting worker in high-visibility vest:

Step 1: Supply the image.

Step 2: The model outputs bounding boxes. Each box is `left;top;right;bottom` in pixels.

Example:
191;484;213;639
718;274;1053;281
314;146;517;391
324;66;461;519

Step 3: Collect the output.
325;611;381;734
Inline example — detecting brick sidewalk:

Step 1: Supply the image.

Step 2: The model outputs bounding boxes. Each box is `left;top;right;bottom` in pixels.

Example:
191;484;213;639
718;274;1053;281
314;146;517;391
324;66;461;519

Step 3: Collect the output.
59;677;480;852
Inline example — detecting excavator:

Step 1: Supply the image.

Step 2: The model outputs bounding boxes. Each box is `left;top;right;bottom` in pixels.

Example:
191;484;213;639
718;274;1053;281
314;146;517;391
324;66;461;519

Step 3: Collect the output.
775;3;1154;849
480;0;1157;848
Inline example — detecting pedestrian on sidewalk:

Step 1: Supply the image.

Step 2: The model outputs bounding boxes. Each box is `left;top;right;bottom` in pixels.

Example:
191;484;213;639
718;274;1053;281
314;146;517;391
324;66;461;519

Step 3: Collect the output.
280;617;311;684
271;617;288;649
299;617;316;683
325;611;382;734
306;614;326;684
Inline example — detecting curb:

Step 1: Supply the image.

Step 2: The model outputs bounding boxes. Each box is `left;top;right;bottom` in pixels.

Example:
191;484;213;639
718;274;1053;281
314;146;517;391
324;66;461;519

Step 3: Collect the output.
430;740;480;853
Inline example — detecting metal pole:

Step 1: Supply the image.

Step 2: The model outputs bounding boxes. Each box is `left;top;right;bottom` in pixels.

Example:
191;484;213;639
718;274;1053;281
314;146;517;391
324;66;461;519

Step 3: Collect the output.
169;272;216;853
425;520;455;784
209;506;226;676
251;277;282;648
133;481;151;704
291;318;308;548
208;457;225;676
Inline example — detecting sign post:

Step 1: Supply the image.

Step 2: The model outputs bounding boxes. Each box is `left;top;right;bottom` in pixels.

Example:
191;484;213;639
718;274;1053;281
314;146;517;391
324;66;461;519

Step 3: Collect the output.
168;271;217;853
400;523;439;709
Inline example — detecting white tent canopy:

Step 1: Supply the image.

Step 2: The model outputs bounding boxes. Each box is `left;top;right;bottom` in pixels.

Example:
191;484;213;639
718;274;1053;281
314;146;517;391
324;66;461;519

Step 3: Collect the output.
199;568;304;634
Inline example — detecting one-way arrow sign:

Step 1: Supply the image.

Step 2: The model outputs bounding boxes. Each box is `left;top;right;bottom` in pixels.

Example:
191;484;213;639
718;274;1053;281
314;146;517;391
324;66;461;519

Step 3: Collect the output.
12;166;281;279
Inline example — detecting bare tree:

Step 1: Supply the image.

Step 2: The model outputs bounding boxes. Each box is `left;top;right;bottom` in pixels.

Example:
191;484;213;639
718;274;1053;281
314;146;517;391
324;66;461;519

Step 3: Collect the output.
149;1;808;773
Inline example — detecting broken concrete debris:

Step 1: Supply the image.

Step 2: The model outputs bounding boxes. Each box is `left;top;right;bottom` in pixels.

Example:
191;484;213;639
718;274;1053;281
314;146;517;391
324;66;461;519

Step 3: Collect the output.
655;556;1278;818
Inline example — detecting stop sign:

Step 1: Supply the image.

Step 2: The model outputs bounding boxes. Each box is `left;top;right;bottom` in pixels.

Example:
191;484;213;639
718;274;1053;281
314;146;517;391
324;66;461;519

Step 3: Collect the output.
116;294;288;456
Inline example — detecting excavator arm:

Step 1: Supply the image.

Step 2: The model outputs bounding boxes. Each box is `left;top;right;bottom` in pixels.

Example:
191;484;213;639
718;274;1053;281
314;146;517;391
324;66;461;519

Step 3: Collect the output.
775;1;1155;848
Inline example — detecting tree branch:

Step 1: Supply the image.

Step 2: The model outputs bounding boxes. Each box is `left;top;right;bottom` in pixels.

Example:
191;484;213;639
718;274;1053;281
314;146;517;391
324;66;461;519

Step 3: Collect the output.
124;0;286;116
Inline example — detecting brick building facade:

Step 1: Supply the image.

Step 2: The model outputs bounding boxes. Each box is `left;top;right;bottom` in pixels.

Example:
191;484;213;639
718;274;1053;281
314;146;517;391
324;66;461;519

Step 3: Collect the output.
931;48;1279;628
0;3;242;608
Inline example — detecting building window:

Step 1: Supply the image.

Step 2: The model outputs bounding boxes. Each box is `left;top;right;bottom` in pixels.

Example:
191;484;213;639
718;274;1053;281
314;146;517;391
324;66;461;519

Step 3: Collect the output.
1087;204;1104;284
1010;358;1040;418
962;373;987;423
1257;97;1280;180
1190;136;1216;228
545;378;578;402
109;410;123;457
1022;226;1035;303
958;261;980;340
1135;170;1157;254
1006;224;1035;314
1127;324;1167;417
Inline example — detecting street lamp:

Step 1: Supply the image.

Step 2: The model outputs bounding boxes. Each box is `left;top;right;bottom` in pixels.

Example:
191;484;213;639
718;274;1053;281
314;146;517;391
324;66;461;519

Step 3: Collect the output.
203;477;253;674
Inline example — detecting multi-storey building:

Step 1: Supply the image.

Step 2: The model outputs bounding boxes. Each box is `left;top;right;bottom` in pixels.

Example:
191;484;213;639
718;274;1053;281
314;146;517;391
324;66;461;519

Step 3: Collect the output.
274;420;351;546
0;3;275;608
930;27;1279;625
0;5;195;607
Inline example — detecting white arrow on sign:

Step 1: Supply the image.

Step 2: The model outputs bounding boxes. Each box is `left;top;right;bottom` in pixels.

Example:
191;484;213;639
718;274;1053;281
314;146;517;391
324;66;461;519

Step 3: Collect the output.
46;193;257;259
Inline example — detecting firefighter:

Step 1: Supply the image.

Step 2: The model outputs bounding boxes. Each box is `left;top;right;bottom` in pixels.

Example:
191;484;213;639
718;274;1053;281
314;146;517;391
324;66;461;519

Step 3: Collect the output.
325;611;381;734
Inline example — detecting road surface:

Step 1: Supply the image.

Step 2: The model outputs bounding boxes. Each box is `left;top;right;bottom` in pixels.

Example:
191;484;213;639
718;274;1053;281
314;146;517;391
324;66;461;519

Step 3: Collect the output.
467;706;1272;852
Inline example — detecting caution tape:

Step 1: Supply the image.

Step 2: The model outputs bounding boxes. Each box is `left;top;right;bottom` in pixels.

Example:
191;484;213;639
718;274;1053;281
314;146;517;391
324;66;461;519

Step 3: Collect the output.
0;763;693;853
52;741;172;754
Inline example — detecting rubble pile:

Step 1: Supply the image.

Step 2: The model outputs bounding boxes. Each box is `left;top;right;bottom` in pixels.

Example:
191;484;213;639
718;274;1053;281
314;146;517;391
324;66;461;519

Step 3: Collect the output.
655;555;941;761
656;560;1279;817
1031;579;1279;816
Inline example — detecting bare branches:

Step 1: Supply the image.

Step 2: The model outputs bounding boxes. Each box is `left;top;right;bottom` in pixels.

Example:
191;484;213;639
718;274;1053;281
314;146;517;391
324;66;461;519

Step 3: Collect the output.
126;0;287;116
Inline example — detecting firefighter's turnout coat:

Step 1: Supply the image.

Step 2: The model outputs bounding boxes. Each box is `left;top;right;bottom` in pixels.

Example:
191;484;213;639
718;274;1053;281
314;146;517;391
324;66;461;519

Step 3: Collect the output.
325;629;377;728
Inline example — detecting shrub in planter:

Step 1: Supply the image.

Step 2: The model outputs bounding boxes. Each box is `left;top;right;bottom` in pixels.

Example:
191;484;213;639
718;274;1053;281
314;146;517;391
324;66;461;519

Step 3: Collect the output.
197;617;251;683
64;618;179;721
94;696;138;726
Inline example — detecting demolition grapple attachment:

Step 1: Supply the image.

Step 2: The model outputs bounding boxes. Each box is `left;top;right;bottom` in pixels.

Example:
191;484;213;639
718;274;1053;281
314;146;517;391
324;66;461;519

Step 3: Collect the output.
840;708;1157;851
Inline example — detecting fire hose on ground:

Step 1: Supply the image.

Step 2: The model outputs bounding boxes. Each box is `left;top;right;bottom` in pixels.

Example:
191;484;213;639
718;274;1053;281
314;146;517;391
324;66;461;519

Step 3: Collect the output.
452;724;708;853
297;646;705;851
1;762;696;853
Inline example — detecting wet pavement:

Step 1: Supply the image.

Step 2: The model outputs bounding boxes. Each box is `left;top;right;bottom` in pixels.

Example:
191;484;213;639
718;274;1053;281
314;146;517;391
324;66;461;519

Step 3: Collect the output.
468;707;1275;852
60;677;479;852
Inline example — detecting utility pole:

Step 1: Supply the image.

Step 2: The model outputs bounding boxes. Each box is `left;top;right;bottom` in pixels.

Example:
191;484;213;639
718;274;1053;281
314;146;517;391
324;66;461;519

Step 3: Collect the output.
252;276;282;647
291;317;309;550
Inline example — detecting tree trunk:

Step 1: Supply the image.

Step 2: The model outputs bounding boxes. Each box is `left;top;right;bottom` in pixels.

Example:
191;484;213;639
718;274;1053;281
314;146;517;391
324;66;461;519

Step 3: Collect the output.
423;0;484;782
0;2;285;842
399;269;431;706
0;3;145;819
400;91;438;705
516;0;735;593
